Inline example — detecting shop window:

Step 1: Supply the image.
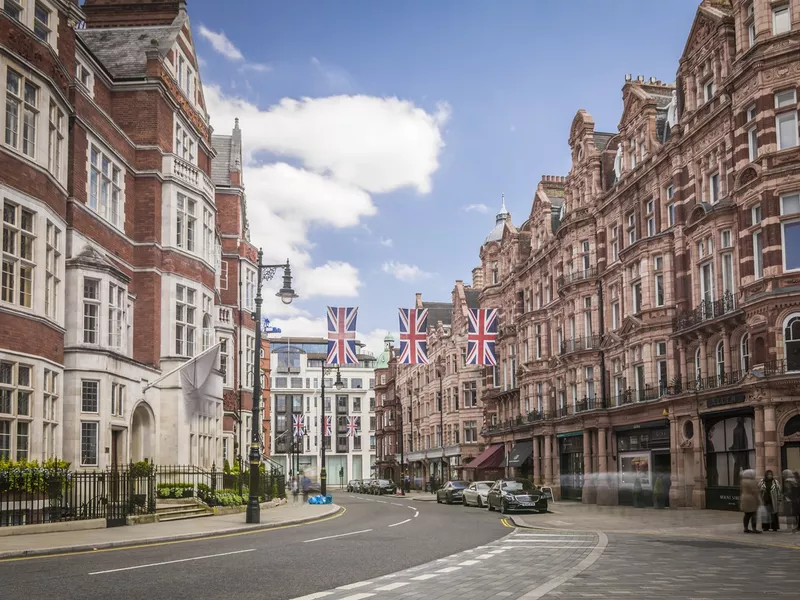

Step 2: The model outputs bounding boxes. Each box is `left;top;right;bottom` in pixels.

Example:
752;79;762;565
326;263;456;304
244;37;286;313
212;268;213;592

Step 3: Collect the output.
705;415;754;488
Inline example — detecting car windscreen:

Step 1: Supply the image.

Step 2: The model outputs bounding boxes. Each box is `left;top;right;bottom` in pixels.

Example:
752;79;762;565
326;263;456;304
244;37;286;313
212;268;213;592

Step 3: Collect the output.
450;481;468;489
503;480;533;492
378;480;391;485
476;482;491;490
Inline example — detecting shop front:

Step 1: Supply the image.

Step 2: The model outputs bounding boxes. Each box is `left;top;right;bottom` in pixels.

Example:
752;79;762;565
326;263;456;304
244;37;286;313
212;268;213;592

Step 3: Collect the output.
615;420;670;507
464;443;504;482
506;440;533;480
703;396;755;511
558;432;584;501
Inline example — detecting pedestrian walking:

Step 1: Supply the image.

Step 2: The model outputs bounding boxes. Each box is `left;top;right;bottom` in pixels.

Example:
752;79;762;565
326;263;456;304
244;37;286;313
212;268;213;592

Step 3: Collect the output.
301;473;310;503
739;469;761;534
759;469;782;531
291;477;299;504
782;469;799;532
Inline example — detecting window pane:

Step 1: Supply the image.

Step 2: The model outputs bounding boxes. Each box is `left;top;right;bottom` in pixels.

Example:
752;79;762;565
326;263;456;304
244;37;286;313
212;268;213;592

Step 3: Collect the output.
777;113;798;149
784;222;800;270
783;194;800;216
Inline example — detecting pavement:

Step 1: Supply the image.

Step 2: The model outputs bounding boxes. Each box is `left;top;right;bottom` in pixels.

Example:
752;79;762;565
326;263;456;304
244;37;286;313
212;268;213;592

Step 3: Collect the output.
511;501;800;550
0;500;341;559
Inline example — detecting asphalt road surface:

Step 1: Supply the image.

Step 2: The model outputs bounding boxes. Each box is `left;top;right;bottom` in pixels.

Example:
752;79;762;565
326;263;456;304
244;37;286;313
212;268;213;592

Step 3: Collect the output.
0;494;510;600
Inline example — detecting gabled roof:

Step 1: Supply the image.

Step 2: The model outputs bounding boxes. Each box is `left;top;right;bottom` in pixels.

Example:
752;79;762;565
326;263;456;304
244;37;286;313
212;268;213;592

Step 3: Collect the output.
464;289;480;309
77;19;184;78
423;301;453;327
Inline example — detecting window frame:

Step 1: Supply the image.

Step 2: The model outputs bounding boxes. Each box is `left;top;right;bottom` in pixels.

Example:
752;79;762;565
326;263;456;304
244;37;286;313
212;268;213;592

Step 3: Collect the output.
5;67;39;159
88;144;124;228
176;192;197;252
775;89;799;151
1;200;36;309
175;283;197;356
780;192;800;273
772;4;791;35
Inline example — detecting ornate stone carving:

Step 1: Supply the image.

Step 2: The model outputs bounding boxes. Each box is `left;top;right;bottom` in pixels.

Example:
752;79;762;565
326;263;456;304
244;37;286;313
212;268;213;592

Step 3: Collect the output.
157;64;210;138
738;167;758;187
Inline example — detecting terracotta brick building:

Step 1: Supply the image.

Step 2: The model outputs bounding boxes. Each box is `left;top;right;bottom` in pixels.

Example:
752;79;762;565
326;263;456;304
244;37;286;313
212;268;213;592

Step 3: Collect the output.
476;0;800;510
386;283;488;488
0;0;258;469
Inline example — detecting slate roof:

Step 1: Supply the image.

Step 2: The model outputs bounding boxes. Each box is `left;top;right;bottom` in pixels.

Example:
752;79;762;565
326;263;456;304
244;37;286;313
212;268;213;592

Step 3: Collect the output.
422;301;453;327
593;132;615;151
464;289;480;309
211;135;233;186
77;19;184;78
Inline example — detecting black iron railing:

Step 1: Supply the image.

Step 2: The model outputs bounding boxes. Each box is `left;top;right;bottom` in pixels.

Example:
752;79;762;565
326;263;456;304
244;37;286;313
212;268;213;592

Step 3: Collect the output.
560;335;602;355
574;396;605;412
557;266;598;290
672;290;737;332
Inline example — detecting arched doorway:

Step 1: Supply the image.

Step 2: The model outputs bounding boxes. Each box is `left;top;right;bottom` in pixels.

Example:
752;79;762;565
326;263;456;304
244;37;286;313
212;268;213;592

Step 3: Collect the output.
782;414;800;473
131;402;155;463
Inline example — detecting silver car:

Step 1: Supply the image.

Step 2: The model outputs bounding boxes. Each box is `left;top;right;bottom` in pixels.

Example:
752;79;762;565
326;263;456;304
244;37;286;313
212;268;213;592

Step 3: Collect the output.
461;480;493;508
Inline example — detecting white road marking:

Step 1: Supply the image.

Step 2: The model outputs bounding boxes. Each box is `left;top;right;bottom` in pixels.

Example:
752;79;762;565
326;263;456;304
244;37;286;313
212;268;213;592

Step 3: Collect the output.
391;502;404;506
459;559;480;566
413;510;419;518
339;594;375;600
376;500;387;504
490;549;507;554
509;536;589;540
388;518;411;527
410;573;438;581
337;581;373;590
436;566;461;573
290;592;334;600
518;531;609;599
374;582;409;591
513;533;592;537
88;549;256;575
303;529;372;543
476;553;494;559
491;544;596;548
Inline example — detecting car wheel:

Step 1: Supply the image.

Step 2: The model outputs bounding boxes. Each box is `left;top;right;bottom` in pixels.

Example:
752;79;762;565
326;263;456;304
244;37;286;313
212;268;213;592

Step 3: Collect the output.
477;497;483;508
487;500;494;511
436;495;442;504
500;501;507;514
446;493;451;505
462;496;467;506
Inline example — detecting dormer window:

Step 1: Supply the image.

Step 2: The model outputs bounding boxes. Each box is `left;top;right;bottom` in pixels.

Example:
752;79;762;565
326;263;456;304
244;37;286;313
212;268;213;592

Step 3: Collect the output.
704;79;715;103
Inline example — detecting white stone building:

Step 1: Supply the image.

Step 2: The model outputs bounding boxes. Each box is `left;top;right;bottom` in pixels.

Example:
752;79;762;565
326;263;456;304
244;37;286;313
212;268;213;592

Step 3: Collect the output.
269;338;377;484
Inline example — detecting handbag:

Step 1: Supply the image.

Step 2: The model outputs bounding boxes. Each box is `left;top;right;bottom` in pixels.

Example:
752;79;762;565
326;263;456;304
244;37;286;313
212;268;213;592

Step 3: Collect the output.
757;504;769;523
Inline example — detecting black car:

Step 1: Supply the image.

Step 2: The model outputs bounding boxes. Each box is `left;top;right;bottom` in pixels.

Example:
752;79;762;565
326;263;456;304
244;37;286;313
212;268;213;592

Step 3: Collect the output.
486;479;547;514
369;479;397;495
346;479;360;492
436;480;468;504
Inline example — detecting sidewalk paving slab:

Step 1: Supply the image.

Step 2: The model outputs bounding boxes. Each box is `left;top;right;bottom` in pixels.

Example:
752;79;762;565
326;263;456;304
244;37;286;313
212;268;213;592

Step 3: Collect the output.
0;501;341;560
510;501;800;550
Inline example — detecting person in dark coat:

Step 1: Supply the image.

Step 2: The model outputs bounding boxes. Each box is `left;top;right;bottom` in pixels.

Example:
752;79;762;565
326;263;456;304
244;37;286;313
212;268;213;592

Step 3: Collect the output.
739;469;760;533
759;470;782;531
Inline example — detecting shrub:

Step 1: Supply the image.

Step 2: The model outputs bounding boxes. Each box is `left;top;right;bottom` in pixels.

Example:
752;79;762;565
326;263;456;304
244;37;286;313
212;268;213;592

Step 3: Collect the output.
0;458;71;494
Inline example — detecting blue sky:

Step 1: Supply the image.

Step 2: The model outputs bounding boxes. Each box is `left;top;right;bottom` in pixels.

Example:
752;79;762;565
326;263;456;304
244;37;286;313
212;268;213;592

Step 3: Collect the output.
189;0;702;355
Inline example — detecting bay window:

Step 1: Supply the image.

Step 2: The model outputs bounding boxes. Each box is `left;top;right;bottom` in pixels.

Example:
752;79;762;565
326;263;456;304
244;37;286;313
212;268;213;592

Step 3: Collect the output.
775;90;798;150
82;278;100;343
48;101;64;179
653;255;665;307
781;193;800;271
175;122;196;163
108;283;125;349
5;68;38;158
176;193;196;251
89;145;123;227
175;284;196;356
4;0;22;21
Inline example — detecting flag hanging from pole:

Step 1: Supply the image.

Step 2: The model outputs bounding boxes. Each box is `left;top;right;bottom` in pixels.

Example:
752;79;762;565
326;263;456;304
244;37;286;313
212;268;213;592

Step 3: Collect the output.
293;414;306;437
466;308;499;366
179;344;222;404
346;416;360;437
323;415;332;437
398;308;429;364
326;306;358;364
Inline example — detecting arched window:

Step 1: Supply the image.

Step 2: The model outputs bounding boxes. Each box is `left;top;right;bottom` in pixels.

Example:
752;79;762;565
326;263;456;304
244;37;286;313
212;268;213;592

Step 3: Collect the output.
202;314;212;351
716;340;725;379
740;334;750;372
783;315;800;372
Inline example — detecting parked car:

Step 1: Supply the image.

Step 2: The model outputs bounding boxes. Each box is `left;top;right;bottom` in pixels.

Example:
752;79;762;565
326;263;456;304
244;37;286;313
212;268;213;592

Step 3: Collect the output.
436;480;469;504
486;478;547;514
346;479;360;492
462;480;493;507
364;478;378;493
369;479;397;495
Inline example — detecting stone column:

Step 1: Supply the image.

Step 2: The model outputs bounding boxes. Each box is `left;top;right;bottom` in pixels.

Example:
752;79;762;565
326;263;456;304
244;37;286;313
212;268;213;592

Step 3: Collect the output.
668;415;682;507
544;434;553;486
722;328;732;380
692;415;705;508
532;435;541;485
597;427;609;505
764;404;779;475
582;430;596;504
698;335;708;381
755;405;765;477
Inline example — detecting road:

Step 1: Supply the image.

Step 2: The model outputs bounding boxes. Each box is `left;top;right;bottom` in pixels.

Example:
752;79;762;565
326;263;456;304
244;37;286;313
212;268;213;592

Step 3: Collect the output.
0;494;509;600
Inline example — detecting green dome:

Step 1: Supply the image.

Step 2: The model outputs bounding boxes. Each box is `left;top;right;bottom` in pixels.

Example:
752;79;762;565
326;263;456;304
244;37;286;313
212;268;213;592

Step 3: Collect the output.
375;332;395;369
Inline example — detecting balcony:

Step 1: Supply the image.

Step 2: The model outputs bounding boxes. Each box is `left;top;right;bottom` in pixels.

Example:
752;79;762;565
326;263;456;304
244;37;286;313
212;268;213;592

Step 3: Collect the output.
672;290;738;333
560;335;602;355
557;266;599;291
217;307;232;326
163;155;216;200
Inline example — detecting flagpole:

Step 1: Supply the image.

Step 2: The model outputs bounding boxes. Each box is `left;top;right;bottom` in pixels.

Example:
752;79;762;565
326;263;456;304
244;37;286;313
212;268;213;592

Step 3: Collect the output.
142;342;221;393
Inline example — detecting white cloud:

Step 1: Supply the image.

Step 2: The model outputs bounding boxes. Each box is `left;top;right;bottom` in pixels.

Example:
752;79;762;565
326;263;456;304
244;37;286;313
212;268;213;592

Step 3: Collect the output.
198;25;244;61
463;203;489;213
381;261;433;283
359;328;400;358
239;63;272;73
380;237;393;247
311;56;354;91
205;86;450;195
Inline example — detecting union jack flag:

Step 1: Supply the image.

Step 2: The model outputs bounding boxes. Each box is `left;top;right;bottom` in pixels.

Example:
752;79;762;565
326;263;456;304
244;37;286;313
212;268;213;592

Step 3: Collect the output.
326;306;358;365
292;414;306;437
466;308;499;366
398;308;429;364
323;415;332;437
346;416;360;437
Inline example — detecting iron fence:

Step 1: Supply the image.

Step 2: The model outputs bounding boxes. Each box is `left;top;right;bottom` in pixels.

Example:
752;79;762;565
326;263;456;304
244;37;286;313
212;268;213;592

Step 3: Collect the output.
672;290;737;331
1;464;285;528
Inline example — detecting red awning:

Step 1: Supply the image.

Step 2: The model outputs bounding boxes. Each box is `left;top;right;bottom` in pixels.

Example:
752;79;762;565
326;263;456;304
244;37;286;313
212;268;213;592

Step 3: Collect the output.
464;444;504;470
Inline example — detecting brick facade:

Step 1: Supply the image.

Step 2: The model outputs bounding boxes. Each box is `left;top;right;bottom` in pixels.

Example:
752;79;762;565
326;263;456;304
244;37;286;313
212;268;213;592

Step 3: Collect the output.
473;0;800;510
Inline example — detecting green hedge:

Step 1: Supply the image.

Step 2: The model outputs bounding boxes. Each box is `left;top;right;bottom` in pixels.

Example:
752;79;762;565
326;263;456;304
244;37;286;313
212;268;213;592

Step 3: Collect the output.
0;458;71;494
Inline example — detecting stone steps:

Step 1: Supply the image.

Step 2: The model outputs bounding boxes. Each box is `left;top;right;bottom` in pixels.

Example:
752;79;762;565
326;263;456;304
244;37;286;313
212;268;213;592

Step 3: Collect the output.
155;501;213;522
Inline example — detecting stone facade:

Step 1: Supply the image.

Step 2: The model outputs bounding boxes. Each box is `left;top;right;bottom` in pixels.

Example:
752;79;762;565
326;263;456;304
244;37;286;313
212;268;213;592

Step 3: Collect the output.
477;0;800;510
389;282;486;487
0;0;256;470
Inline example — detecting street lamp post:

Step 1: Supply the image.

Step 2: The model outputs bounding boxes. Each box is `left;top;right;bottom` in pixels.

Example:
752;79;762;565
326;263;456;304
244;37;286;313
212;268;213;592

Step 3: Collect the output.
247;250;298;524
320;364;343;498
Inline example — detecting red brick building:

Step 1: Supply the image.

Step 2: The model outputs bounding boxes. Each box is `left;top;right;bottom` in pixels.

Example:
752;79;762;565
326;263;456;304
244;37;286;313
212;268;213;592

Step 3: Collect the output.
0;0;255;469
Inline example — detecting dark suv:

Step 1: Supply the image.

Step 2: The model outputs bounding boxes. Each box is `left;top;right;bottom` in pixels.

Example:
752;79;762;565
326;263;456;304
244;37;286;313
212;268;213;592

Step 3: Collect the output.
369;479;397;495
486;478;547;514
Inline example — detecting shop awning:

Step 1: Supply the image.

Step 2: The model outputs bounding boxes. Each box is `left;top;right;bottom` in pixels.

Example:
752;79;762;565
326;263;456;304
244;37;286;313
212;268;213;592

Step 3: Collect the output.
506;441;532;468
464;444;504;470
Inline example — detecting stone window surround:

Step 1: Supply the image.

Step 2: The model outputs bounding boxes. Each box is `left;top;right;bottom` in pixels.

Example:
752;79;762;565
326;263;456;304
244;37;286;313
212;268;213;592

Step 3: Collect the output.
84;134;127;231
3;0;60;55
73;266;131;355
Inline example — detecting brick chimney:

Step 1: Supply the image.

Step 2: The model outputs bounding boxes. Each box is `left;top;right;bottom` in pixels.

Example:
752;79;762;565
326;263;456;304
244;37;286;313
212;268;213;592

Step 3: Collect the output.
82;0;186;28
415;293;423;309
472;266;484;290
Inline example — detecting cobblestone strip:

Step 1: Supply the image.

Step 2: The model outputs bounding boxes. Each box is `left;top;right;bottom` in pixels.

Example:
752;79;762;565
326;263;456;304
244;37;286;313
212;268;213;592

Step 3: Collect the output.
290;530;601;600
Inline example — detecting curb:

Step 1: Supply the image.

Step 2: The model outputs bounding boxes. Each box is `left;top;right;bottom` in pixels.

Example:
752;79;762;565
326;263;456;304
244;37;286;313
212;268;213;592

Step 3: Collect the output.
0;505;343;560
